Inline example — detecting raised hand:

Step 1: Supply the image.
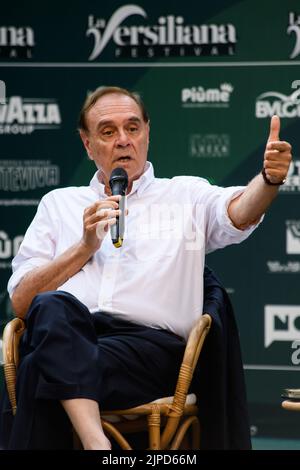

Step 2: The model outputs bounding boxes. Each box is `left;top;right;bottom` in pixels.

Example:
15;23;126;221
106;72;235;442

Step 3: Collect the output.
263;115;292;184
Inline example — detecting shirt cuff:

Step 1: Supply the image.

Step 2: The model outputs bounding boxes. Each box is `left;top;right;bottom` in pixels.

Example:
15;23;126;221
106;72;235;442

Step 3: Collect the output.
220;187;264;235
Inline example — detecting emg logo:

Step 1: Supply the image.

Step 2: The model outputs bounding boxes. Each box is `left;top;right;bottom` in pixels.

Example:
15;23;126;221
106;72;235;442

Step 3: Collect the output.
264;305;300;347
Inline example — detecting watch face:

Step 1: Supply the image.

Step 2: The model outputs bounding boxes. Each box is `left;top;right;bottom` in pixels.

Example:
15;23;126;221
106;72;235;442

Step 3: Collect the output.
282;389;300;399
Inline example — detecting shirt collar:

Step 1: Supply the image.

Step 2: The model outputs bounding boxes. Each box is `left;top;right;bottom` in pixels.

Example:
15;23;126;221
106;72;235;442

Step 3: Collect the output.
89;161;155;199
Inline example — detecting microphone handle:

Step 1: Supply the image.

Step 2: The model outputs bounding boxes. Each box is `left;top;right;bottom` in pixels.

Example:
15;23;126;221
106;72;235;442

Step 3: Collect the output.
110;194;125;248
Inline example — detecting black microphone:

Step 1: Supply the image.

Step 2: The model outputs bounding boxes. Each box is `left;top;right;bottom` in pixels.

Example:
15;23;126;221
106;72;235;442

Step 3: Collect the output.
109;167;128;248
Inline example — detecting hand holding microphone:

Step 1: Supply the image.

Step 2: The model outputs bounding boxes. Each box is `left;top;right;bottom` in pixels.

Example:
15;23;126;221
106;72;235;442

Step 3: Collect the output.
81;168;128;253
82;196;121;253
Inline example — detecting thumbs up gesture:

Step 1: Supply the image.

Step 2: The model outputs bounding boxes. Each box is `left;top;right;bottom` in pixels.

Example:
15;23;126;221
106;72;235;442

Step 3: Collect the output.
263;115;292;184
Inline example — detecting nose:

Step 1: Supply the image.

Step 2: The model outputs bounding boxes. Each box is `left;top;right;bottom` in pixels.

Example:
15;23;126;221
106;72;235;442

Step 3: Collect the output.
116;129;130;147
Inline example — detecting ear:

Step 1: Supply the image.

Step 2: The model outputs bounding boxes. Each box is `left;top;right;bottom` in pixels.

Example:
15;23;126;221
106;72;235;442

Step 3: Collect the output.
79;130;93;161
146;120;150;146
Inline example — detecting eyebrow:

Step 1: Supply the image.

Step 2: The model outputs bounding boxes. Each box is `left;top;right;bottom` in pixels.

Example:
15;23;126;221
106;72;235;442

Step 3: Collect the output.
96;116;142;132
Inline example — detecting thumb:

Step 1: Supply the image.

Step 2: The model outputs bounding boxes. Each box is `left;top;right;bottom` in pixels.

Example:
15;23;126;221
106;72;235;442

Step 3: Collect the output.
267;115;280;142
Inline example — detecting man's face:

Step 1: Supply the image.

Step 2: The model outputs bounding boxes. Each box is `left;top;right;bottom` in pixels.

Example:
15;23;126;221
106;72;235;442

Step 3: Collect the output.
80;93;150;192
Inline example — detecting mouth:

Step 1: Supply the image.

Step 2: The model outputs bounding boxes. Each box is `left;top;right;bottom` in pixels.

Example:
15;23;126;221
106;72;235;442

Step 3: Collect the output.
115;156;132;163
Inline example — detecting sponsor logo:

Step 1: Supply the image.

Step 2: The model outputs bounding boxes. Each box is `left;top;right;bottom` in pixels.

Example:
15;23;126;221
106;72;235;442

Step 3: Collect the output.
265;305;300;347
0;80;6;104
291;340;300;365
87;5;237;60
0;97;61;135
182;83;233;108
0;26;35;59
0;160;60;192
287;12;300;59
189;134;230;158
267;261;300;273
255;82;300;118
0;200;39;206
286;220;300;254
280;159;300;193
267;219;300;273
0;231;23;267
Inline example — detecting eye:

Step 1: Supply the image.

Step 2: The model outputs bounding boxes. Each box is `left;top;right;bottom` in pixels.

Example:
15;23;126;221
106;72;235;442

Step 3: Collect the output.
102;129;114;137
128;126;138;133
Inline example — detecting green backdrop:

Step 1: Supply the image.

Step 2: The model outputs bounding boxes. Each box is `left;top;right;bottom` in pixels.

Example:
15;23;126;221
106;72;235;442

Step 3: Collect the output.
1;0;300;438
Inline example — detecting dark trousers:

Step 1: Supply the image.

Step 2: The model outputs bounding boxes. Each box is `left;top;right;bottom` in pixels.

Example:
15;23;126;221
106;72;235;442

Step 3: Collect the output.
0;291;185;450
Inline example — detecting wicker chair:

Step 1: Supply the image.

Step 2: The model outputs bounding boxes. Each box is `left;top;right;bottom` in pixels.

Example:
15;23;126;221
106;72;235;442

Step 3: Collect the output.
2;313;212;450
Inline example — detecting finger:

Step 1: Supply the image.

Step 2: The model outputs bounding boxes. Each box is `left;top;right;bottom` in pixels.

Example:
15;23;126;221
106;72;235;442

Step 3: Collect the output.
264;150;281;162
264;159;289;170
267;141;292;152
96;208;121;219
86;209;121;226
84;201;103;217
105;195;122;202
98;200;119;210
96;218;117;240
267;115;280;142
84;200;119;217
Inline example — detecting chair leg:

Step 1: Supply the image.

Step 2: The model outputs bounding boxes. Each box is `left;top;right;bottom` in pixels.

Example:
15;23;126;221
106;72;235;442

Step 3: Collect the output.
101;420;133;450
191;417;200;449
147;405;161;450
170;416;200;450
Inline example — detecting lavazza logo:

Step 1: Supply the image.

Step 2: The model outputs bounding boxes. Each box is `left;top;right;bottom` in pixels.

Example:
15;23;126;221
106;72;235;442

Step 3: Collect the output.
86;5;237;60
267;220;300;274
0;25;35;59
0;97;61;135
181;83;234;108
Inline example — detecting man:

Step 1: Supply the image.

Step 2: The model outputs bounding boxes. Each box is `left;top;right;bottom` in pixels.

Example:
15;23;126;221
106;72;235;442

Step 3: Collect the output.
3;86;292;449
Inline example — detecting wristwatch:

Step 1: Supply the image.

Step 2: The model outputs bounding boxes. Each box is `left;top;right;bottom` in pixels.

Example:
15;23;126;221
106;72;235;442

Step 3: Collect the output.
261;168;286;186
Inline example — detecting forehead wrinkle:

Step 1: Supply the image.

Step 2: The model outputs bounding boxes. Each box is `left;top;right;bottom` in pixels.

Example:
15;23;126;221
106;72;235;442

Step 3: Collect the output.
96;117;141;134
87;100;143;131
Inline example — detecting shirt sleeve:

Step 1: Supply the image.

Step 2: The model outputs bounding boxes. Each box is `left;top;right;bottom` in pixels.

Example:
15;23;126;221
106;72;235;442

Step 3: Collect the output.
190;178;263;254
7;194;57;298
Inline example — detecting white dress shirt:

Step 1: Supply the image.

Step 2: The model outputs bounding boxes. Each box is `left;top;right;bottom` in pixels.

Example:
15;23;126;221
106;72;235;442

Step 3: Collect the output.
8;162;260;340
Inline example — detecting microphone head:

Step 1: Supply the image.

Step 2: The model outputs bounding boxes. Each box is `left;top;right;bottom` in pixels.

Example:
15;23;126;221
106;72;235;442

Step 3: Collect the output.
109;167;128;195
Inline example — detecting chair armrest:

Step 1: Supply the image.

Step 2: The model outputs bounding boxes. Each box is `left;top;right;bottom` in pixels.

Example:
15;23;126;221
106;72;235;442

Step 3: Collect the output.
160;314;212;449
3;317;26;415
